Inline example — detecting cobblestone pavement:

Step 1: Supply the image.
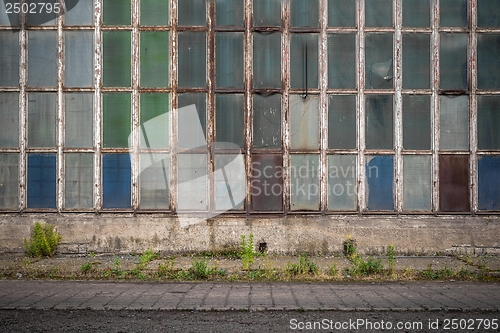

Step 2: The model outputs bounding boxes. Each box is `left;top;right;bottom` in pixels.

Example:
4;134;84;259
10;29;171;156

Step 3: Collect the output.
0;281;498;312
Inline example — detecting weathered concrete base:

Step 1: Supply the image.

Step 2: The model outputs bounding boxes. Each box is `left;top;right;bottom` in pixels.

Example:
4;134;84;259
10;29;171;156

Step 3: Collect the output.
0;214;498;256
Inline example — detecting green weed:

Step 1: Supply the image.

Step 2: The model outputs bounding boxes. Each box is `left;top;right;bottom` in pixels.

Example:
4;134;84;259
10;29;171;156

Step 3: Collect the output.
285;254;319;276
387;244;396;274
80;261;94;274
24;222;62;258
240;234;256;270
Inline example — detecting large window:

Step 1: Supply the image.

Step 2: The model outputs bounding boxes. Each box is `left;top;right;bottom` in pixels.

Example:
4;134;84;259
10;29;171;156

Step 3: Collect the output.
0;0;499;214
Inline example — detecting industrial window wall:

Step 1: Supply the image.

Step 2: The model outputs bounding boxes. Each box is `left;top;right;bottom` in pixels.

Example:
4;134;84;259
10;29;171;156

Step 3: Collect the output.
0;0;499;214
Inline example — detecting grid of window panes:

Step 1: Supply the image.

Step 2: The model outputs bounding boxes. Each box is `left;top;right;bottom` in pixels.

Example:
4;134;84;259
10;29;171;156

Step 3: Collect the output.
0;0;499;214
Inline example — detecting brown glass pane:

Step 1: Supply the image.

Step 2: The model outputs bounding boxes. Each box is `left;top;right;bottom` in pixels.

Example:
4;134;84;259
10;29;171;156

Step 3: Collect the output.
251;155;283;211
439;155;470;212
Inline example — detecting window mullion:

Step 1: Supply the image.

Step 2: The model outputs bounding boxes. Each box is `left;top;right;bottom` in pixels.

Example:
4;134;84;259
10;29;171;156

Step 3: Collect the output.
94;0;103;211
470;0;478;213
319;0;328;213
57;9;64;211
244;0;252;213
131;0;140;211
170;0;178;212
207;0;215;213
19;1;27;212
282;0;290;213
431;0;440;213
358;0;366;212
395;0;403;213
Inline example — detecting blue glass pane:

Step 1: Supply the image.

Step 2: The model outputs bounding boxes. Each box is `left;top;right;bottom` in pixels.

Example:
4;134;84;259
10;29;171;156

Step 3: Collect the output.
366;155;394;211
28;154;56;209
478;156;500;210
103;154;131;209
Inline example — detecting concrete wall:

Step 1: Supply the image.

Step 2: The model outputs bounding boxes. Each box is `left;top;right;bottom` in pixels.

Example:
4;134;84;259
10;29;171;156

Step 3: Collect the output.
0;214;499;256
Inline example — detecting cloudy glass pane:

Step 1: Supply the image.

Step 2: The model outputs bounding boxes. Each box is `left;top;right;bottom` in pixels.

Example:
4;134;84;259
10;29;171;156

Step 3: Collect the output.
216;33;244;88
65;0;94;25
140;154;170;209
140;93;169;149
0;93;18;148
328;95;356;149
365;33;393;89
0;154;18;209
328;0;355;27
366;95;393;150
290;155;320;211
290;34;319;89
403;34;430;89
440;33;467;90
0;31;19;86
403;95;431;150
403;155;431;211
141;0;169;26
366;0;393;27
65;31;93;87
65;153;93;209
216;0;243;26
402;0;430;27
177;154;207;210
141;32;169;87
253;0;281;26
253;94;281;149
216;94;244;147
328;34;356;89
440;0;467;27
65;93;93;148
328;155;357;211
178;32;206;88
178;0;206;26
253;32;281;89
215;154;245;211
28;93;56;148
290;95;319;150
290;0;319;27
440;95;468;151
28;31;57;87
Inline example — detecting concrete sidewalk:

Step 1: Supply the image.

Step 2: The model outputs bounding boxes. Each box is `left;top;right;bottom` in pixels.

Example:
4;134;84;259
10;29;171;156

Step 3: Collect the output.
0;281;498;312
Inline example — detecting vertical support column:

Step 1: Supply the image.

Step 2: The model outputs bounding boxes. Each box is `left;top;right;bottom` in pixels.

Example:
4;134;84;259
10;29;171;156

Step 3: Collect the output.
394;0;403;213
431;0;440;213
19;0;27;211
207;0;216;213
282;0;290;214
470;0;478;214
319;0;328;213
244;0;252;213
56;9;64;212
170;0;178;212
131;0;140;211
357;0;366;213
94;0;102;211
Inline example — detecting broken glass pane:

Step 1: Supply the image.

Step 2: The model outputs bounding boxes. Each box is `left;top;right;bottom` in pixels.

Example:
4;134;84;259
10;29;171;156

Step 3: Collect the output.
0;154;18;209
440;33;467;90
328;34;356;89
290;155;320;211
253;32;281;89
403;155;431;211
178;32;206;88
403;95;431;150
253;0;281;26
141;0;169;26
290;0;318;27
65;31;93;87
216;94;244;148
102;154;131;209
0;31;19;86
103;0;130;25
328;155;357;211
215;154;245;211
477;96;500;150
366;155;394;211
103;31;131;87
251;154;283;211
178;0;206;26
290;34;318;89
440;0;467;27
478;0;500;27
478;34;500;90
402;0;430;27
178;93;207;148
440;95;468;151
328;95;356;149
439;155;469;212
103;93;131;148
253;94;282;149
290;95;319;150
478;156;500;210
140;153;170;209
65;153;93;209
0;93;18;148
140;93;169;149
328;0;355;27
28;154;56;209
65;0;94;26
28;93;56;148
365;33;393;89
216;33;244;88
365;95;393;150
141;32;169;87
177;154;207;210
403;34;430;89
65;93;93;148
216;0;243;26
366;0;393;27
28;31;57;87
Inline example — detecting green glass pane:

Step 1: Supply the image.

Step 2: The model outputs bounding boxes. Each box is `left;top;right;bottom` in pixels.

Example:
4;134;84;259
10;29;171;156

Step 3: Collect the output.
290;154;320;211
216;33;244;88
65;31;93;87
65;153;94;209
28;93;56;148
103;0;131;25
178;32;206;88
290;95;319;150
253;94;282;149
478;0;500;27
478;96;500;150
65;93;93;148
366;33;393;89
440;0;467;27
0;154;18;209
328;34;356;89
178;0;206;26
253;32;281;89
0;31;19;86
28;31;57;87
178;93;206;148
403;95;431;150
403;155;431;211
0;93;19;148
290;0;319;27
366;0;393;27
65;0;94;25
253;0;281;26
402;0;430;27
328;95;356;149
328;155;357;210
140;93;169;149
366;95;393;150
403;34;430;89
290;34;319;89
103;31;131;87
103;93;131;148
216;94;244;147
328;0;355;27
141;0;169;26
478;34;500;90
140;154;169;209
440;33;467;90
141;32;169;87
216;0;243;26
440;95;468;151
